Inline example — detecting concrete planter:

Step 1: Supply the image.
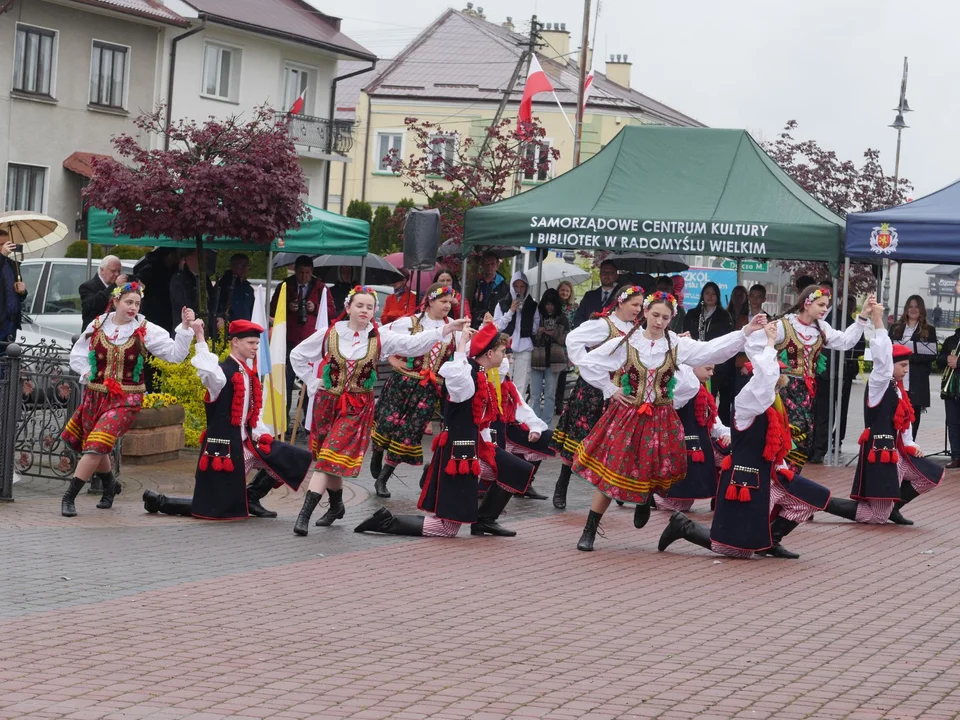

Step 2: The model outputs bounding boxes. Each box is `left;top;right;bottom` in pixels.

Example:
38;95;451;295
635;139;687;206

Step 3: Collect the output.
122;405;186;464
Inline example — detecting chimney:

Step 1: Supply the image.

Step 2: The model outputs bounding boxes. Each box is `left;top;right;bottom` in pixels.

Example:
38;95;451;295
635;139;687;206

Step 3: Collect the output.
605;53;631;88
501;16;515;31
539;22;570;65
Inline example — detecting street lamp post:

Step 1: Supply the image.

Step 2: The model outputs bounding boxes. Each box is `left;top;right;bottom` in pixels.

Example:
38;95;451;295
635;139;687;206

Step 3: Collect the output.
883;56;911;311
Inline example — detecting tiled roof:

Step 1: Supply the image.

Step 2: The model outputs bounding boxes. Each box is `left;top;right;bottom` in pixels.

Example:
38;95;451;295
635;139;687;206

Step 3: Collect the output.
66;0;188;25
182;0;375;60
342;10;702;127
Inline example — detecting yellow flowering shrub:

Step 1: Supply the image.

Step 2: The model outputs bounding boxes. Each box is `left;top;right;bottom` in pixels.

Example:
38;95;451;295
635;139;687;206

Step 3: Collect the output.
142;393;179;409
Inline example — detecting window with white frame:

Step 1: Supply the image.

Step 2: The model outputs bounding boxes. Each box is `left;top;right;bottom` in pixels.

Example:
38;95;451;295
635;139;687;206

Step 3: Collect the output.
427;133;457;173
283;64;312;113
5;164;46;212
13;24;57;96
523;141;552;182
202;42;240;101
376;132;403;172
89;41;129;109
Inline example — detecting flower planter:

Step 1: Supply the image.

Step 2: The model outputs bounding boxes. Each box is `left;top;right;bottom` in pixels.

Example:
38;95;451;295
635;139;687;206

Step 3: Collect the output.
121;404;186;464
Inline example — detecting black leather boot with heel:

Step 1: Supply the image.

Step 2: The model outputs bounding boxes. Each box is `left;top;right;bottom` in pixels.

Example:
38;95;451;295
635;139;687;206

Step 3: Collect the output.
577;510;604;551
294;491;322;536
61;478;85;517
658;511;711;552
314;488;345;526
95;472;121;509
553;465;572;509
375;465;395;498
246;470;278;518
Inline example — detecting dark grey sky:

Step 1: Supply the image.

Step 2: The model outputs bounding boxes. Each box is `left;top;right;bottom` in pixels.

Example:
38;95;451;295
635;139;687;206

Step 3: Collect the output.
323;0;958;198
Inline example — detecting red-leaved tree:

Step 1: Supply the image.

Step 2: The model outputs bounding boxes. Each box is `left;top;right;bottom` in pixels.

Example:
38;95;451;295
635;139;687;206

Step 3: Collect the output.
762;120;912;296
84;105;308;326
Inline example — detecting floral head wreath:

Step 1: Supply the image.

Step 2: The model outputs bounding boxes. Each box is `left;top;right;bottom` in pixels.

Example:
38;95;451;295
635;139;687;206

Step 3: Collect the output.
804;288;831;307
346;285;379;310
112;281;144;298
425;285;456;303
616;285;644;305
643;291;678;312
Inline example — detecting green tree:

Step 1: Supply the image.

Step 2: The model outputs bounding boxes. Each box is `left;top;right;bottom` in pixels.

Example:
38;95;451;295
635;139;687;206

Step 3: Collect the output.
369;205;392;255
64;240;104;259
386;198;417;255
346;199;373;223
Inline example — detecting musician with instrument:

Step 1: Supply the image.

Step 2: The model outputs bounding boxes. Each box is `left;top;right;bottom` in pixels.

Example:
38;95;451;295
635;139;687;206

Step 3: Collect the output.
938;326;960;468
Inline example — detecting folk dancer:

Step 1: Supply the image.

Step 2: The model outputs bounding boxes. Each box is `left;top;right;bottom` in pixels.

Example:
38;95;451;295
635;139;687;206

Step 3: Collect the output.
290;286;468;535
659;320;832;559
142;320;313;519
369;283;457;498
60;282;195;516
822;305;943;525
572;291;765;551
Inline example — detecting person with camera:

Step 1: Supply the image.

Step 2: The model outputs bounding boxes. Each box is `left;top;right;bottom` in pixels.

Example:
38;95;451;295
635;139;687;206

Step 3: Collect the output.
0;233;26;343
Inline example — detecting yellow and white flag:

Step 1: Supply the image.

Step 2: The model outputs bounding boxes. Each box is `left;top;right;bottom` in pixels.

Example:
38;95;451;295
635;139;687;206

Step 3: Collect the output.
260;283;287;439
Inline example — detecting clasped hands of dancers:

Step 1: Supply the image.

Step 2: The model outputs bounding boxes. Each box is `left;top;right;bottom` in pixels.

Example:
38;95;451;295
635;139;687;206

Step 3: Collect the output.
59;280;943;559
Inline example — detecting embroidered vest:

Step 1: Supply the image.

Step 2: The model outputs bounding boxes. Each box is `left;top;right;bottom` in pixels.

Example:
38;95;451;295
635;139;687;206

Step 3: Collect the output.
776;317;824;379
394;315;455;380
319;328;380;395
613;343;678;406
87;318;147;394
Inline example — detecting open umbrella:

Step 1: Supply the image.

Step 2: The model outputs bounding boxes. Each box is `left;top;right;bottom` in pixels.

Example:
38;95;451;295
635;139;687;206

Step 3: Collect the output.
312;253;404;285
609;253;689;274
438;239;520;259
0;211;68;253
523;261;590;291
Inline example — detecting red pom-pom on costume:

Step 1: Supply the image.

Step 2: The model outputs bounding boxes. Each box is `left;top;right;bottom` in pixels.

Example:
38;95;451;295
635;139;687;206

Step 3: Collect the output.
431;434;441;452
868;450;877;463
212;456;223;472
445;458;458;475
891;450;900;464
725;484;738;501
693;385;718;428
858;428;871;445
471;458;481;476
738;485;751;502
223;457;235;472
199;454;209;471
778;468;795;482
231;373;245;426
881;450;891;464
458;458;470;475
257;434;273;453
691;450;704;463
763;407;793;464
721;455;733;471
905;445;921;457
438;431;448;447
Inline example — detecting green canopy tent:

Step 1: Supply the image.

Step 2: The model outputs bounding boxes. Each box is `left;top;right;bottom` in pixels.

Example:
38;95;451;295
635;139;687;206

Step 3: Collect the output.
463;126;844;262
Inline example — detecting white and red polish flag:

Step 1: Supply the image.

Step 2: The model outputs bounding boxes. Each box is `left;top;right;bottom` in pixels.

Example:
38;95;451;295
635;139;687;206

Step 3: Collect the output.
289;89;306;115
517;55;554;128
581;68;595;113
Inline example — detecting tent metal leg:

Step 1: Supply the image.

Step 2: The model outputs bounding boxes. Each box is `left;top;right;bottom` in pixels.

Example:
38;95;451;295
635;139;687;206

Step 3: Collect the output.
360;255;367;285
893;261;903;319
266;248;273;306
826;275;838;465
831;258;851;466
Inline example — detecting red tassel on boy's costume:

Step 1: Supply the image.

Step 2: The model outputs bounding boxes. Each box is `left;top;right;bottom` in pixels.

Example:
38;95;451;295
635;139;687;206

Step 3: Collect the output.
858;428;871;445
471;458;481;476
778;468;794;482
694;450;705;463
432;431;449;452
458;458;470;475
725;484;738;501
212;456;224;472
445;458;458;475
868;450;877;463
223;457;235;472
738;485;751;502
881;450;892;464
891;450;900;464
199;454;209;471
721;455;732;471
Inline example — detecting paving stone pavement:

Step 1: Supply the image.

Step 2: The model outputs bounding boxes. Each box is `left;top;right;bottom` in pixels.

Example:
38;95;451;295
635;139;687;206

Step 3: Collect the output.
3;394;960;719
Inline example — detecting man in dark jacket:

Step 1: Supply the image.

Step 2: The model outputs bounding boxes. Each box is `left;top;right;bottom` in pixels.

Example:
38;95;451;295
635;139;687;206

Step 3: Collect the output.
133;247;177;334
470;251;509;328
79;255;125;331
573;259;619;327
169;250;217;332
0;233;27;342
939;328;960;468
216;253;255;324
327;265;354;316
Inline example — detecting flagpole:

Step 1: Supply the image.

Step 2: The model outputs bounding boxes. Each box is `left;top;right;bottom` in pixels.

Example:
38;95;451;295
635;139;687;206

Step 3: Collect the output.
551;91;575;136
573;0;591;167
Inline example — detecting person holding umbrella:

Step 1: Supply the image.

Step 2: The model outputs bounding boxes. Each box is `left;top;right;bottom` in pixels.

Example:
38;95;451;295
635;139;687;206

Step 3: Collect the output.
0;231;27;342
381;268;418;324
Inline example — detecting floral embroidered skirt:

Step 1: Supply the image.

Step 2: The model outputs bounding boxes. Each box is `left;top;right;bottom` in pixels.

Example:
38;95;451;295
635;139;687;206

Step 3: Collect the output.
550;376;605;465
371;373;441;466
61;389;143;455
781;376;814;472
310;389;375;477
573;402;685;505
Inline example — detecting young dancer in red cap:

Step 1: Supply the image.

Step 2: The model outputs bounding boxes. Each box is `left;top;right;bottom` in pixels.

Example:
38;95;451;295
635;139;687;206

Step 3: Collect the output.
142;319;313;520
821;303;943;525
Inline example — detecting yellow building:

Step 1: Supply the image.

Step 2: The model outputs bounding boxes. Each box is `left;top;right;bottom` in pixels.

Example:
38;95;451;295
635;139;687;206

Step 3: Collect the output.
327;6;703;213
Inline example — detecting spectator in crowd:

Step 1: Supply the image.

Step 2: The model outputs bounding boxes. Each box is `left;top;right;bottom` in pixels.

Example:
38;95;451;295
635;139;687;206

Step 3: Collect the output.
0;233;26;342
554;280;578;414
328;265;354;315
271;255;335;432
79;255;125;331
433;268;461;318
726;285;749;327
169;250;217;331
529;288;569;425
747;283;767;321
684;281;734;423
890;295;939;435
470;251;509;328
215;253;255;323
381;269;418;324
493;271;539;398
574;259;618;327
133;248;178;334
939;326;960;468
932;304;943;326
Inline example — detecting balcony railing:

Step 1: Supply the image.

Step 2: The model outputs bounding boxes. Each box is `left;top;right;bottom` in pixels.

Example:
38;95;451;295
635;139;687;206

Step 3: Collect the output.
283;113;354;155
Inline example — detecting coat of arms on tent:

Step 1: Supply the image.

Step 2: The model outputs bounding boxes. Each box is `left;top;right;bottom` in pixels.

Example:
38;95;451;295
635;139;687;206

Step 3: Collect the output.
869;222;898;255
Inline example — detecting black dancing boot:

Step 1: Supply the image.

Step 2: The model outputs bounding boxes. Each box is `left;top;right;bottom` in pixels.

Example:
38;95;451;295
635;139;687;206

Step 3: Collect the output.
577;509;603;551
294;490;322;536
471;484;517;536
633;495;653;529
824;496;859;521
375;465;395;498
95;472;121;509
354;507;424;536
142;490;192;516
553;465;572;509
314;488;345;527
246;470;278;518
370;448;384;479
658;511;711;552
890;482;920;525
61;477;85;517
522;461;547;499
756;517;800;559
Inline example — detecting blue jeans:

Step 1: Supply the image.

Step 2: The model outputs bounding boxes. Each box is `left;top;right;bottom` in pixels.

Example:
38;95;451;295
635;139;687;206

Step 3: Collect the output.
945;398;960;459
528;367;559;426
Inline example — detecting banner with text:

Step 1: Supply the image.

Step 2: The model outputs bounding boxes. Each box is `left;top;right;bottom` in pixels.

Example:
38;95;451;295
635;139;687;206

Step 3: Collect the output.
680;267;738;311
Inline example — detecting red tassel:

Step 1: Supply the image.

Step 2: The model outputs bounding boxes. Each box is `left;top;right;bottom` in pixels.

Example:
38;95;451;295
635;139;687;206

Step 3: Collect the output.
725;484;738;501
738;485;751;502
199;430;207;446
438;431;449;447
868;450;877;463
223;457;235;472
471;458;481;476
858;428;871;445
881;450;891;464
458;458;470;475
694;450;705;463
212;456;224;472
445;458;458;475
199;454;209;471
721;455;732;471
892;450;900;464
431;434;441;452
778;469;794;482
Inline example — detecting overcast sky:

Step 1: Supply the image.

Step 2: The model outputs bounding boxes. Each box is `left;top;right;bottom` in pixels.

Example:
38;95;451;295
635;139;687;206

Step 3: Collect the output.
323;0;959;199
